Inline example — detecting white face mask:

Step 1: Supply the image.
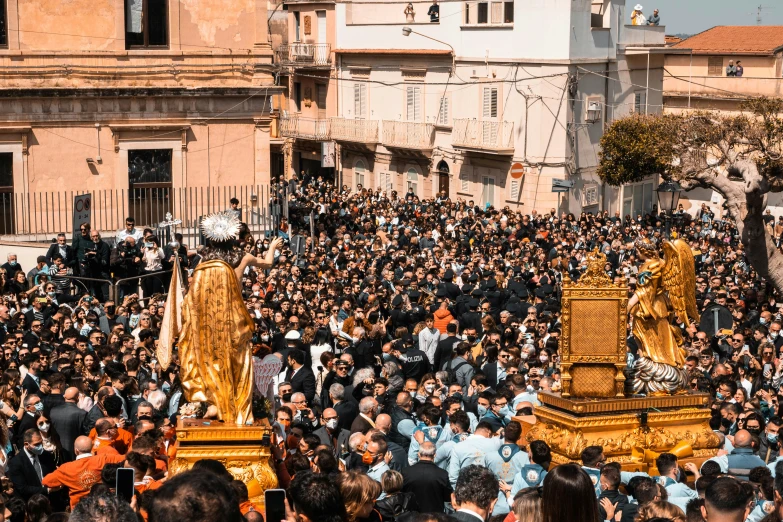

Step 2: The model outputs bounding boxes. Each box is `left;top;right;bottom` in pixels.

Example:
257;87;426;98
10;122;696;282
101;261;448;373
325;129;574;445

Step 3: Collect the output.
539;356;549;363
38;423;50;432
326;419;339;430
425;384;436;393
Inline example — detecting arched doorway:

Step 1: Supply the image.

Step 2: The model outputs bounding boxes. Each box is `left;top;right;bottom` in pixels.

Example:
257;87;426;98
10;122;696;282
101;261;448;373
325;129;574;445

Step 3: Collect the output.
436;160;449;198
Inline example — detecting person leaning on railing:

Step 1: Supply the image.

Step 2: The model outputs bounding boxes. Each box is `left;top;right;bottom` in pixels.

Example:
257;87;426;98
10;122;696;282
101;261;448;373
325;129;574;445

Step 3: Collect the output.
110;237;143;299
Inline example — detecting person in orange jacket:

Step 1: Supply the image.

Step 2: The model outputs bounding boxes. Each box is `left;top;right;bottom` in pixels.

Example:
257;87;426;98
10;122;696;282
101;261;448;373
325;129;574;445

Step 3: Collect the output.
42;436;126;509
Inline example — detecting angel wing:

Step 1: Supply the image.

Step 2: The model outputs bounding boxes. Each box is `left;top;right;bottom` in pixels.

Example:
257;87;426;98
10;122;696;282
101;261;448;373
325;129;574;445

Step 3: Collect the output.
661;239;700;326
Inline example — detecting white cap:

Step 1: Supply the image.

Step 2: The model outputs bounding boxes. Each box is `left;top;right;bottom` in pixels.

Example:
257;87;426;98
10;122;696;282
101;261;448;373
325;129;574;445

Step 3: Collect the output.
634;4;643;10
285;330;301;341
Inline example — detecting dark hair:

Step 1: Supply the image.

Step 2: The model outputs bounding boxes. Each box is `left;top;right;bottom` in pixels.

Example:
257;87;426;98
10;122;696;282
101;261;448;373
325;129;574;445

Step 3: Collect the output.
191;459;234;483
504;421;522;442
288;349;306;366
631;476;659;506
704;476;753;516
529;440;551;468
454;465;499;511
26;494;51;522
542;463;600;522
700;460;723;478
288;472;348;522
655;452;678;476
69;494;137;522
580;445;603;467
448;410;471;433
102;395;124;417
600;465;620;490
147;470;243;522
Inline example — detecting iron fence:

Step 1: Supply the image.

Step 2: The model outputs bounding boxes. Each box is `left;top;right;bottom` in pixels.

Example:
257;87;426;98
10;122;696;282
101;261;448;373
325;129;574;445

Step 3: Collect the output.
0;184;279;239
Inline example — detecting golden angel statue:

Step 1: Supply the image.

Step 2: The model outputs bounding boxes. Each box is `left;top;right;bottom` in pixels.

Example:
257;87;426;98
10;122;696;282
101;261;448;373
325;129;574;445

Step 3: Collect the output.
159;211;282;425
627;237;699;395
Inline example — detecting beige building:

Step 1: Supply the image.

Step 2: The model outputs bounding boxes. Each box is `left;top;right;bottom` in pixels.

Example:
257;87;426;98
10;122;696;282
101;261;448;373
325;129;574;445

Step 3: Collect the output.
663;26;783;218
275;0;667;215
0;0;282;239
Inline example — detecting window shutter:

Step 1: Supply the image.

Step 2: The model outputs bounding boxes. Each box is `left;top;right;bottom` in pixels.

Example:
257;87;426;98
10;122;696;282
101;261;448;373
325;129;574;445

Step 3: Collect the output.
510;179;520;200
461;172;469;192
483;87;498;118
708;57;723;76
407;86;421;121
438;97;449;125
354;84;366;118
491;2;502;23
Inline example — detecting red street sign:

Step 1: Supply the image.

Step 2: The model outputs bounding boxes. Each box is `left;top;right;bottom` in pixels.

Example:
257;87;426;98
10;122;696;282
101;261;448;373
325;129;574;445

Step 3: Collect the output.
511;163;525;179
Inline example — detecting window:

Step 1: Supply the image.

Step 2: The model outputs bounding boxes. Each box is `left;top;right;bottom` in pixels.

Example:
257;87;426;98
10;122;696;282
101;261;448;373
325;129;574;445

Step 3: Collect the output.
128;149;173;225
378;171;392;193
0;153;13;234
623;180;654;218
510;179;520;200
478;3;488;23
634;92;645;114
465;0;512;25
294;12;301;41
294;82;302;112
0;0;7;48
125;0;168;49
483;87;498;118
708;56;723;77
354;84;367;119
317;84;327;119
355;160;366;189
481;176;494;207
583;185;599;207
406;86;422;122
407;168;419;194
461;171;469;192
437;96;450;125
316;11;326;44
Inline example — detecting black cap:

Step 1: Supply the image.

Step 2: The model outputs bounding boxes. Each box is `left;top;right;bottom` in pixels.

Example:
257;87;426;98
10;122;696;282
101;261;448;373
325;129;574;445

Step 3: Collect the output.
486;279;497;290
392;295;403;307
409;290;421;300
435;287;448;298
470;289;484;298
468;298;480;308
444;269;455;281
515;287;529;298
468;274;479;283
535;288;547;298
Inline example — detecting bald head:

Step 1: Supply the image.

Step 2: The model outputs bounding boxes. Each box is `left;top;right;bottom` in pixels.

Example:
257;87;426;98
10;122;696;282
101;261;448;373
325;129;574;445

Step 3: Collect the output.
322;408;337;418
74;435;93;455
733;429;752;448
376;414;392;433
64;387;80;402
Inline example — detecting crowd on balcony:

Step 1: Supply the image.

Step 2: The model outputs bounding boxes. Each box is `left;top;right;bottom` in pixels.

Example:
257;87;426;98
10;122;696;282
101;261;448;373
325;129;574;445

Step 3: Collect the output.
0;175;777;521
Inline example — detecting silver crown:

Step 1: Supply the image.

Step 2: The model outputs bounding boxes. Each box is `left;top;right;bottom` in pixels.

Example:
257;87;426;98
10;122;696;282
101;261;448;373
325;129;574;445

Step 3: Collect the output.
200;211;241;242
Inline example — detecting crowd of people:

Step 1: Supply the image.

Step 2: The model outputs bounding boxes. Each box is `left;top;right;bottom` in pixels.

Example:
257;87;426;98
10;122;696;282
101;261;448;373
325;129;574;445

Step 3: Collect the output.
0;174;779;522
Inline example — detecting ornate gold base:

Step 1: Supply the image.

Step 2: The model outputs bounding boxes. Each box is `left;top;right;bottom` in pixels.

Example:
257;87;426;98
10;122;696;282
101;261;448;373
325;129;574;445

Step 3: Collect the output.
525;392;721;471
170;419;279;505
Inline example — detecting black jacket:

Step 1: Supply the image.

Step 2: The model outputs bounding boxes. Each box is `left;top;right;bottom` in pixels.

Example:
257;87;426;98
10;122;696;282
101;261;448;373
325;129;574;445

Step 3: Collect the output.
7;450;55;500
376;492;419;522
49;402;87;462
597;490;637;522
401;460;452;513
286;365;317;405
334;400;359;432
45;243;76;267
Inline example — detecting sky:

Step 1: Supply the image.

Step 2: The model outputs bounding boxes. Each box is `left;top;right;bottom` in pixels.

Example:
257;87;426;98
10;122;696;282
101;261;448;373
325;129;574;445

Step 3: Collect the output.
625;0;783;36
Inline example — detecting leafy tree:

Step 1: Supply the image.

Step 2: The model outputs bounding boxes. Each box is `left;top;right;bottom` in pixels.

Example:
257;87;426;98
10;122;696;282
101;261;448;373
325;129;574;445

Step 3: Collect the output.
598;98;783;293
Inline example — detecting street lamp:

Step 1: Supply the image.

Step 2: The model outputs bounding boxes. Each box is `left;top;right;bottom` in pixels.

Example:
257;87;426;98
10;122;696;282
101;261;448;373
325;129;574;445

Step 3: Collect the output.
656;180;682;236
402;27;455;75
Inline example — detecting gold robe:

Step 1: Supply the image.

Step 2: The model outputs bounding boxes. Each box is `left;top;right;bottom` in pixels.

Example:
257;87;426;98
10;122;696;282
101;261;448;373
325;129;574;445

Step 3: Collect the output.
630;258;686;367
179;260;254;425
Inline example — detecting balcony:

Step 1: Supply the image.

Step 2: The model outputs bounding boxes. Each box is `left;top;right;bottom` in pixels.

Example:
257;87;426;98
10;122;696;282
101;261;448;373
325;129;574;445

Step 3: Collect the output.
620;25;666;47
664;75;783;99
280;116;331;141
382;121;435;151
452;119;514;155
330;118;379;144
275;43;332;68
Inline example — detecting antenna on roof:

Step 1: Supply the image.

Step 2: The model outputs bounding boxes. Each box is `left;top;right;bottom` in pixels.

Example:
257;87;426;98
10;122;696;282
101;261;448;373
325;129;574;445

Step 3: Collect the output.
750;4;775;25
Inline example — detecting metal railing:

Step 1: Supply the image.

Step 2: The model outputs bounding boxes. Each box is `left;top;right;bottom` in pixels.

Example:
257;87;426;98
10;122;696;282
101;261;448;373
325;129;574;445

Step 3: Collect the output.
381;120;435;150
275;43;332;67
280;116;331;141
452;119;515;153
0;184;276;238
329;117;379;144
56;270;175;303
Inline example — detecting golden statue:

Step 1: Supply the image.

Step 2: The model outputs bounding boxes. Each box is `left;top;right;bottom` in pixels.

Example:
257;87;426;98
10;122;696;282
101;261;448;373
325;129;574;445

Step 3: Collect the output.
160;211;282;425
627;238;699;395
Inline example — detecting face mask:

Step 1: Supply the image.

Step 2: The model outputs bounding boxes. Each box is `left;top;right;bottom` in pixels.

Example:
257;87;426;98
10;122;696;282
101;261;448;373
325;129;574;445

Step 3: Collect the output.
145;243;153;249
477;404;488;417
520;352;529;360
747;426;761;436
38;423;50;432
466;336;476;344
8;262;16;267
760;318;768;325
769;433;779;444
261;335;270;342
28;444;44;455
539;356;549;363
34;402;44;412
362;450;375;465
772;332;780;340
451;393;463;402
105;306;116;315
47;292;56;298
282;393;293;403
497;406;510;417
286;435;299;449
715;391;724;401
20;299;28;306
425;384;436;394
326;419;339;430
